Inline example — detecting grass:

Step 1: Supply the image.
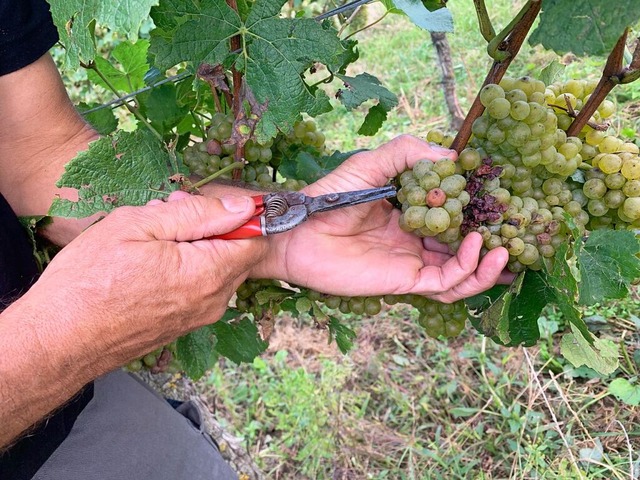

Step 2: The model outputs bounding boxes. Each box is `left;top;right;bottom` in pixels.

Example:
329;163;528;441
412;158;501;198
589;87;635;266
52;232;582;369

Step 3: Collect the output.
199;294;639;479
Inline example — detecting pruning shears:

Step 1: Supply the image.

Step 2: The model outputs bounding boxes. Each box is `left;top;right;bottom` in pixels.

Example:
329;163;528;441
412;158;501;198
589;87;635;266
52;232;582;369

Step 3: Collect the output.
211;186;396;240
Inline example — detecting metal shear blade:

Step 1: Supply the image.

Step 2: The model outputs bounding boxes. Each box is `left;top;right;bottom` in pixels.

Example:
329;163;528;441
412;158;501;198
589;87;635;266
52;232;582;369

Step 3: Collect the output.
305;185;397;215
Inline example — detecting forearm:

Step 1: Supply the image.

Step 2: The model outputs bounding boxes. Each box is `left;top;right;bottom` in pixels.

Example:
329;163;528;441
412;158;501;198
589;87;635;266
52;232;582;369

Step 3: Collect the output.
0;53;99;246
0;284;109;448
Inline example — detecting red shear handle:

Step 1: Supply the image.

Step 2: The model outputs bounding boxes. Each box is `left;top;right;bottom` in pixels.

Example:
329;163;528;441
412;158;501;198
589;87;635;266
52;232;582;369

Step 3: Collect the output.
209;216;265;240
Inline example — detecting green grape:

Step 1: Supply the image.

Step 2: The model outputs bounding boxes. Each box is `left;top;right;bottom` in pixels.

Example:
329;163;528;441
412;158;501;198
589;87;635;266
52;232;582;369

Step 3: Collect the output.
403;206;428;229
364;297;382;316
598;136;623;154
433;159;456;178
622;158;640;180
479;84;505;107
405;186;427;206
510;100;531;121
425;208;450;233
459;148;482;170
487;98;511;119
517;244;540;265
439;175;466;197
413;159;435;178
487;124;507;144
622;180;640;197
603;190;626;209
505;237;525;256
419;171;441;191
622;197;640;220
583;178;607;199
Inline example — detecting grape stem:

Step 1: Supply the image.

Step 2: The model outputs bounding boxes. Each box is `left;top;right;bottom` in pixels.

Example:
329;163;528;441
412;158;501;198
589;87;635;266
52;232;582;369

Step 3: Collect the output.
549;101;608;131
450;0;541;154
472;0;496;44
80;61;164;143
192;161;245;188
567;29;640;137
226;0;247;180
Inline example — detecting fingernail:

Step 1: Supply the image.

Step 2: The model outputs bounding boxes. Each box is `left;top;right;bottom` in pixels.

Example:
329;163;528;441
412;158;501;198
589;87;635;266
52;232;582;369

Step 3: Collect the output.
221;195;250;213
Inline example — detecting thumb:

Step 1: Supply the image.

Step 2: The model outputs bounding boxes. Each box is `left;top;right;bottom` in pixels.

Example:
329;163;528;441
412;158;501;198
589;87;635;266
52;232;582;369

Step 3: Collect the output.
112;194;257;242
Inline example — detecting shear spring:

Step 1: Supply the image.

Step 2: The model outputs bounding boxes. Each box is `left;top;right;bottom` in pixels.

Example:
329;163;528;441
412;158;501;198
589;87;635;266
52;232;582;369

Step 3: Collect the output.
265;196;288;218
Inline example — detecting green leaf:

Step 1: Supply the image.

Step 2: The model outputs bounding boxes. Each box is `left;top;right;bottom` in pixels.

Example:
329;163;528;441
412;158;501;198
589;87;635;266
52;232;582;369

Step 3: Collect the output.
539;60;565;86
87;40;150;93
423;0;447;12
279;149;363;183
254;285;297;305
608;378;640;406
529;0;640;56
138;83;190;135
387;0;453;32
576;230;640;305
336;73;398;136
149;0;347;141
327;316;356;354
77;102;118;135
212;317;268;364
543;241;595;345
49;130;178;218
561;324;619;375
469;272;544;347
176;325;219;380
48;0;158;70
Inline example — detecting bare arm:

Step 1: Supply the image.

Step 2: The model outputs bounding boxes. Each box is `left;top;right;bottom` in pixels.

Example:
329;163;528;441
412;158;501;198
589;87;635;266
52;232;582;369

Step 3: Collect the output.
0;53;99;245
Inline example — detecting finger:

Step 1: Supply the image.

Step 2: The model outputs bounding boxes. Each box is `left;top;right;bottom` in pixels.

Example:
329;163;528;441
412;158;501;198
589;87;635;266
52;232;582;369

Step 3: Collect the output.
146;199;164;206
430;247;509;303
111;195;257;242
411;232;484;294
166;190;192;202
306;135;457;194
422;236;452;254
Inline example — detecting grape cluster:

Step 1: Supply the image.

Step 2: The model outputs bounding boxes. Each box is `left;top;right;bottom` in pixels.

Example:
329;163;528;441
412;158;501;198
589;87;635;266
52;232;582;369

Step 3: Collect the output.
400;76;640;279
182;115;324;191
127;344;179;374
390;75;640;340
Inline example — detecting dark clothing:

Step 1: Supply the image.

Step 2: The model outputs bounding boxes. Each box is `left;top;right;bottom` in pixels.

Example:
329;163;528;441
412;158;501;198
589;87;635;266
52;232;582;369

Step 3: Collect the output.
0;0;58;75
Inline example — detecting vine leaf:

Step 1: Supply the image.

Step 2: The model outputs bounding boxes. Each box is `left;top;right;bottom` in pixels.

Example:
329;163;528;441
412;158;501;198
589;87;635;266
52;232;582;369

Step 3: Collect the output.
576;230;640;305
138;83;190;135
468;272;544;347
211;317;268;364
176;325;219;380
86;40;150;93
328;316;357;354
49;130;178;218
608;378;640;406
48;0;158;71
77;102;118;135
335;73;398;136
149;0;347;141
385;0;453;32
561;324;618;376
279;149;363;183
539;60;565;86
529;0;640;56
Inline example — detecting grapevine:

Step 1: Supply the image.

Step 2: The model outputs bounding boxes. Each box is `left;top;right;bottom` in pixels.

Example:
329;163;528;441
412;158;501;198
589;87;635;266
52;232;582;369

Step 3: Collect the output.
46;0;640;377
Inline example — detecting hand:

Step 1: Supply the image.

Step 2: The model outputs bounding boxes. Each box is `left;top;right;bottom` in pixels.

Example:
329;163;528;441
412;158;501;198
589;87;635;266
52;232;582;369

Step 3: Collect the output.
254;135;513;303
32;191;268;363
